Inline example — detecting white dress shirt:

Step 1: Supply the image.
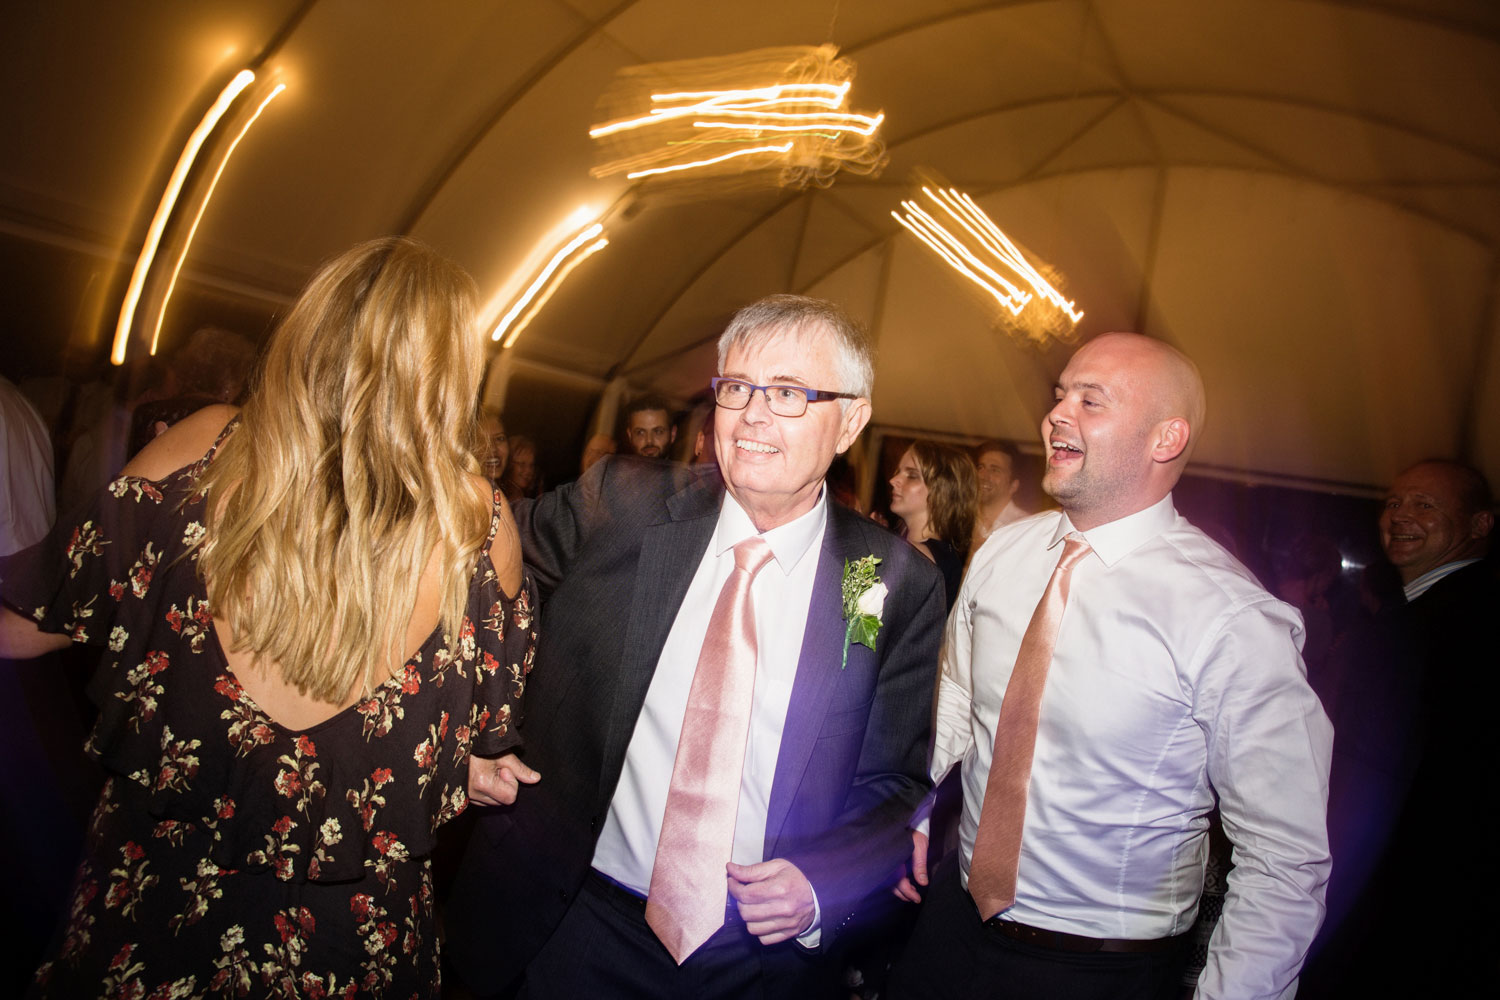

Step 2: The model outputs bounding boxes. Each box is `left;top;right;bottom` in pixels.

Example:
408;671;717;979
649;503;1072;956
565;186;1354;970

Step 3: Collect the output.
988;499;1028;533
593;490;826;919
935;495;1332;1000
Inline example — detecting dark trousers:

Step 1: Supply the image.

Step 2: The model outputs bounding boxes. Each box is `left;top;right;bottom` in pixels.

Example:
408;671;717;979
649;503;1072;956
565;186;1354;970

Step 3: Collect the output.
521;871;835;1000
887;863;1188;1000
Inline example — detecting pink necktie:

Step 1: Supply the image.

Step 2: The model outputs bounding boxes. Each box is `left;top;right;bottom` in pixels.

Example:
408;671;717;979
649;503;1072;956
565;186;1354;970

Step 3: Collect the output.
646;536;775;963
968;532;1092;920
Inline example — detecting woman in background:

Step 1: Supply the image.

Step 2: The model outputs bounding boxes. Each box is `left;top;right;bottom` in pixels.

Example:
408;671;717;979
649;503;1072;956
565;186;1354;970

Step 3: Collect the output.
887;440;978;609
477;407;510;486
0;237;537;998
500;433;539;502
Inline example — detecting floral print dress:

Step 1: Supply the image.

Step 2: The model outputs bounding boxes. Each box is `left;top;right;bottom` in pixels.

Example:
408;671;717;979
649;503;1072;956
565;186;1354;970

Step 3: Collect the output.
3;431;536;999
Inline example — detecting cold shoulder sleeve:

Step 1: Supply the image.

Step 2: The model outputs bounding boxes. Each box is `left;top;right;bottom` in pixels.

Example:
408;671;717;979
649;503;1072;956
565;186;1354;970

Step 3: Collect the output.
1;464;539;886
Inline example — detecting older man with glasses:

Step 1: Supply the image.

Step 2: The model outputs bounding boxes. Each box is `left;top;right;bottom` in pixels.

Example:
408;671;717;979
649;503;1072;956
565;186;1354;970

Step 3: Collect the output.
447;294;947;1000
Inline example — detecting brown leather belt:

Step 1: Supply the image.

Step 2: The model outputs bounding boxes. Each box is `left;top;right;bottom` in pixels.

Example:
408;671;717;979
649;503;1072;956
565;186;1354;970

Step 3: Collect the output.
984;917;1185;954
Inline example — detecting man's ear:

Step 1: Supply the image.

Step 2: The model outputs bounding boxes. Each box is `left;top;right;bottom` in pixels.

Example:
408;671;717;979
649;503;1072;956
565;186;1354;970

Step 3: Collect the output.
669;426;677;444
835;398;873;455
1472;509;1494;541
1150;417;1191;464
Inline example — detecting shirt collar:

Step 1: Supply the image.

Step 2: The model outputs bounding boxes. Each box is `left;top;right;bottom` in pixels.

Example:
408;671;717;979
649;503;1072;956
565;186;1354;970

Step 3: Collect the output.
1403;557;1481;602
1051;493;1177;568
714;488;827;575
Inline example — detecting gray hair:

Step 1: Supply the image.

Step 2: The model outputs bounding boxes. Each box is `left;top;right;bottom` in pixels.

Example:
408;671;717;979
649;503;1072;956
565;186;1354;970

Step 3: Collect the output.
716;294;874;401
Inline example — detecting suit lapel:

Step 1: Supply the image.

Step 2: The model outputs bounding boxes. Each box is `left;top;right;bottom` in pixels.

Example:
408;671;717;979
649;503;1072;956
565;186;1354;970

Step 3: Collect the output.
764;504;854;847
597;475;722;798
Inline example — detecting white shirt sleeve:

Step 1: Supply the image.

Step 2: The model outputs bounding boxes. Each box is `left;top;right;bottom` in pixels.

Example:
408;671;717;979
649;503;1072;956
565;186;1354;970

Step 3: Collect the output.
1192;600;1334;1000
931;579;977;788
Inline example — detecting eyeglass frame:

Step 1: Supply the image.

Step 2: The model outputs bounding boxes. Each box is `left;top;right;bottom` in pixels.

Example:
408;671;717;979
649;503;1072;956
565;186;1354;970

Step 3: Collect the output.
709;377;861;417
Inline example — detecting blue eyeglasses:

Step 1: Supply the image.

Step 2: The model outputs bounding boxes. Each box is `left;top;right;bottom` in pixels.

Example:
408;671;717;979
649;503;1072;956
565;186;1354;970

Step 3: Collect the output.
710;378;859;417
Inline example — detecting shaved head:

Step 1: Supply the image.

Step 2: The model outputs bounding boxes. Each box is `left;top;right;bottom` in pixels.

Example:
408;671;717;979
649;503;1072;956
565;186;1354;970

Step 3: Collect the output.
1086;333;1206;454
1042;332;1208;528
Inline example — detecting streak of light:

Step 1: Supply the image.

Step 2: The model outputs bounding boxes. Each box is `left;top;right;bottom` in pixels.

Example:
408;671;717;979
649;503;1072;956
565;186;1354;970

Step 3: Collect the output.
589;46;885;188
626;142;794;180
489;221;609;349
112;69;255;366
892;184;1083;341
150;82;285;356
500;237;609;349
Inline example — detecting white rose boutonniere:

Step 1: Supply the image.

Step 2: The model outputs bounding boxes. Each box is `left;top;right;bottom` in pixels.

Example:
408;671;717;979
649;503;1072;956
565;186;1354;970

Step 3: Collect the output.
841;555;886;669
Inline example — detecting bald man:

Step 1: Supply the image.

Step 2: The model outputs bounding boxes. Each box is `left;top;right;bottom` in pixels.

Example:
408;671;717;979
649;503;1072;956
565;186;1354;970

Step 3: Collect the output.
889;334;1332;1000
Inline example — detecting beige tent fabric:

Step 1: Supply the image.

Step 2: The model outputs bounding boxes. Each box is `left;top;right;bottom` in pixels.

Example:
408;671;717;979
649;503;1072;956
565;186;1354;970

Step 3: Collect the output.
3;0;1497;492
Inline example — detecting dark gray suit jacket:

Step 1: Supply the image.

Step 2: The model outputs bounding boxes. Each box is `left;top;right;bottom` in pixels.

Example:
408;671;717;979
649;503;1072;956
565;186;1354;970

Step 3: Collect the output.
445;455;946;991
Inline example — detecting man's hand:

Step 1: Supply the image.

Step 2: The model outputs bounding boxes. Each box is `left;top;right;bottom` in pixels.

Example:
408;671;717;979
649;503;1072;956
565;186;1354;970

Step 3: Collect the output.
466;753;539;806
892;829;929;903
726;859;816;945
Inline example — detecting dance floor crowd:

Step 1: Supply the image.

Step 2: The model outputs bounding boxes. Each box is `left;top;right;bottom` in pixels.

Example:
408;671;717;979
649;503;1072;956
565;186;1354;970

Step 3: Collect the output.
1;237;1493;999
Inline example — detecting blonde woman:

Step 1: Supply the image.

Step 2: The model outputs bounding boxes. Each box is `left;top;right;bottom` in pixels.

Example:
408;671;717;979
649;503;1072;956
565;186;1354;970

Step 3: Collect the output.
0;238;536;997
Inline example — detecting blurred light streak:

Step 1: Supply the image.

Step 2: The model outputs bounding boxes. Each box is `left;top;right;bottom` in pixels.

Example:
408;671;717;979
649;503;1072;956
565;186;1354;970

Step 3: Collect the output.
627;142;794;180
591;82;852;137
150;82;285;356
893;184;1083;344
490;220;610;349
112;69;255;366
590;45;885;190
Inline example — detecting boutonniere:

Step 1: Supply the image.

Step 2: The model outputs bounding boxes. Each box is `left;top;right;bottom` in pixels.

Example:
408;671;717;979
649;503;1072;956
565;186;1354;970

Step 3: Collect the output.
840;555;886;669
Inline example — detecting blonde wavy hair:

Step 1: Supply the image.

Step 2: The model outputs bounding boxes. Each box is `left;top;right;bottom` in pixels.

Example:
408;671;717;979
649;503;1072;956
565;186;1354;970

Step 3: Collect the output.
194;237;491;702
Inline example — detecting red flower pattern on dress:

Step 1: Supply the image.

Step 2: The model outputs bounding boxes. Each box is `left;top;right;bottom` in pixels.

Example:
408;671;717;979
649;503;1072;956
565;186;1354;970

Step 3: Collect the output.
63;594;98;643
218;674;277;758
104;841;159;919
511;586;533;630
275;735;325;815
355;686;405;740
27;450;534;996
482;598;507;641
123;542;161;598
108;475;165;504
164;595;214;654
64;519;108;577
153;725;202;794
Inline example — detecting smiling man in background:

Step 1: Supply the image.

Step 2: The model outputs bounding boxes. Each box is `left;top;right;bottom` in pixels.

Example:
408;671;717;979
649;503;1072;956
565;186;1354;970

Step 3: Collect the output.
1379;459;1493;604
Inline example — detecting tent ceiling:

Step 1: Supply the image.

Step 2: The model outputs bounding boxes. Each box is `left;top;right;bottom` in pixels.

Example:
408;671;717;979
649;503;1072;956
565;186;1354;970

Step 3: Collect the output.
3;0;1499;492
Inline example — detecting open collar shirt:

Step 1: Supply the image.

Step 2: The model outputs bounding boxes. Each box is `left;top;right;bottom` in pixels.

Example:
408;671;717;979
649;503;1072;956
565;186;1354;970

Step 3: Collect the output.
934;494;1332;1000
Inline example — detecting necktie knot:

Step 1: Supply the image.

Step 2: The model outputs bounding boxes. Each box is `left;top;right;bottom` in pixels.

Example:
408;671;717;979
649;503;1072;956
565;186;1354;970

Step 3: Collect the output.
733;536;774;577
1056;532;1092;574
